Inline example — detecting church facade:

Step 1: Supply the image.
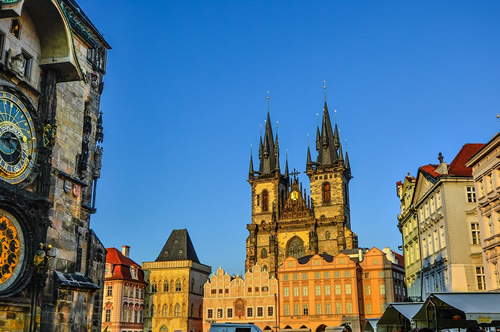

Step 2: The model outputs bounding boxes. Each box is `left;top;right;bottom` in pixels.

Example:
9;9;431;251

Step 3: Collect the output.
0;0;109;330
246;99;358;277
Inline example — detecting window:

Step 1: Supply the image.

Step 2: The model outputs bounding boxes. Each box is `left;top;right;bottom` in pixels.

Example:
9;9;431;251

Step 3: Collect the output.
267;306;274;317
380;284;386;295
284;304;290;316
257;307;264;317
247;307;253;317
217;308;223;318
105;309;111;322
440;226;446;248
152;282;157;293
324;271;330;278
293;304;299;315
134;310;139;323
334;271;340;278
467;186;476;202
344;270;350;277
315;285;321;296
303;304;309;315
476;267;485;290
293;273;299;280
335;302;342;314
325;303;331;314
471;222;481;245
314;272;320;279
436;191;442;207
21;50;32;79
346;302;352;314
345;284;352;295
174;304;181;317
489;214;495;237
261;248;267;258
364;272;370;279
207;308;213;319
107;285;112;296
335;284;341;295
365;285;371;295
10;19;20;38
164;281;169;292
227;308;233;318
175;280;182;292
293;287;299;297
284;287;289;297
302;286;308;296
262;190;269;211
162;304;168;317
302;273;308;280
283;274;289;281
434;230;439;251
323;182;331;203
325;285;331;295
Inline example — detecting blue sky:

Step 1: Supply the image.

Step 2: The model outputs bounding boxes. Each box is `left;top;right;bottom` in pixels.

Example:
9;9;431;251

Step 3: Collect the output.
81;0;500;275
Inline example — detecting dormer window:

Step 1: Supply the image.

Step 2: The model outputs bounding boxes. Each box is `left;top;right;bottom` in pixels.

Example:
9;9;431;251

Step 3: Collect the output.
10;19;20;38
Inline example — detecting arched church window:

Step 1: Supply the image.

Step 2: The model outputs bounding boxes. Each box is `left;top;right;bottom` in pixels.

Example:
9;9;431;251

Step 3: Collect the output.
287;237;305;259
175;280;182;292
174;303;181;317
262;190;269;211
262;248;267;258
164;281;169;292
323;182;331;203
162;304;168;317
151;282;157;293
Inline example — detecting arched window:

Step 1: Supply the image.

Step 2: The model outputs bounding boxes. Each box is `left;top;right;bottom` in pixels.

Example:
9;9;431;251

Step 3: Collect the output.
263;265;268;272
190;303;194;317
151;304;155;317
162;304;168;317
261;248;267;258
323;182;331;203
190;278;194;292
175;280;182;292
163;281;169;292
174;304;181;317
325;231;330;240
262;190;269;212
199;305;202;318
151;282;157;293
287;236;305;259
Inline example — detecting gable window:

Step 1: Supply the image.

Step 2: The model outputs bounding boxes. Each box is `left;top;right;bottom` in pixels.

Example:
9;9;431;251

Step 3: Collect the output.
262;190;269;211
323;182;331;203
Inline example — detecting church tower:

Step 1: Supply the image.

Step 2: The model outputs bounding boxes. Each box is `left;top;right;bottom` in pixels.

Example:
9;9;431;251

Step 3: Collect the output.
246;94;358;277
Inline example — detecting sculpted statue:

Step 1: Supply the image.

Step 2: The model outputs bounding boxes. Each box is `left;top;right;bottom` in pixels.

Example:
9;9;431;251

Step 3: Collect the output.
9;52;25;77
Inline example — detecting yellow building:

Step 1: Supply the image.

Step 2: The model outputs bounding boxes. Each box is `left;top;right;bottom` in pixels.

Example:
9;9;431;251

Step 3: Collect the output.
466;132;500;291
203;265;279;331
143;229;211;332
247;99;358;277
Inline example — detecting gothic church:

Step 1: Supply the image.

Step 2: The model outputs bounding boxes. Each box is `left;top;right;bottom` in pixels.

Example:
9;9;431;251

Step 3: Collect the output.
246;98;358;276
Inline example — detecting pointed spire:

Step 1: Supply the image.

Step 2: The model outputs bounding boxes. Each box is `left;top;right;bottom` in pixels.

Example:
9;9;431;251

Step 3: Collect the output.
317;101;337;165
258;94;277;175
285;150;289;178
333;121;340;150
315;124;321;152
307;146;312;165
345;151;350;169
249;147;254;175
275;128;280;171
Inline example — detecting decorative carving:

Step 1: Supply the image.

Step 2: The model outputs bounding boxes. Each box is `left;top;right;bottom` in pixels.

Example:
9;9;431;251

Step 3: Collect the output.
33;243;53;274
8;52;25;77
92;146;103;179
95;111;103;143
42;123;56;148
85;71;100;90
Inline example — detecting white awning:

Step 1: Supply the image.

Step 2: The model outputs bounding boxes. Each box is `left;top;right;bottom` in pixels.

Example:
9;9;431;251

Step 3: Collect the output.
377;302;424;326
365;318;380;332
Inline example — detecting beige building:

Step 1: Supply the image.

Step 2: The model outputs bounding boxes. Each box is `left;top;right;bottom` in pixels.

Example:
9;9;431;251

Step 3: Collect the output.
203;265;279;331
412;144;485;298
247;101;357;277
102;246;147;332
396;173;421;301
466;131;500;291
143;229;211;332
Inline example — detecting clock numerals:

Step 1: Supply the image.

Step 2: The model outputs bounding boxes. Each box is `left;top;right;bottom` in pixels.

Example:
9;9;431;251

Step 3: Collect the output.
0;92;37;184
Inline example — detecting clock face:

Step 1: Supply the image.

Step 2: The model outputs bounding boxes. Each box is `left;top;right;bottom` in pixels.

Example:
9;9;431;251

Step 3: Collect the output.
0;91;37;184
0;210;25;293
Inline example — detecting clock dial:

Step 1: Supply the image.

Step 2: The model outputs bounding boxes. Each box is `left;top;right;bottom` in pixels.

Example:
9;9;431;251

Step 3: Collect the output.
0;210;25;292
0;92;37;184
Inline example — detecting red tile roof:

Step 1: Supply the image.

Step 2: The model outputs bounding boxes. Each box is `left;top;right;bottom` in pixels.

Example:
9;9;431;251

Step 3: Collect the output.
105;247;147;284
419;164;439;178
448;143;485;176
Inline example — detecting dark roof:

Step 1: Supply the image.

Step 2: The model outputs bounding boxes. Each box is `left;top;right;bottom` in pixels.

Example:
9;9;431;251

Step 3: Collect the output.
54;271;99;289
156;229;200;263
297;253;334;264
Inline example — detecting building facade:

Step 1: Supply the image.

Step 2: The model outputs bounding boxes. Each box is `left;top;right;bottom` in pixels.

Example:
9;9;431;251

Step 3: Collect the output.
246;99;358;277
411;145;485;299
0;0;109;330
143;229;211;332
101;246;147;332
396;173;421;301
203;265;278;331
466;132;500;291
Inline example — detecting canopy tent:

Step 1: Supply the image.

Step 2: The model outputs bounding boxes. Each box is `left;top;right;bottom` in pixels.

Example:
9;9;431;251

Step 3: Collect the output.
377;302;425;332
364;318;380;332
413;292;500;330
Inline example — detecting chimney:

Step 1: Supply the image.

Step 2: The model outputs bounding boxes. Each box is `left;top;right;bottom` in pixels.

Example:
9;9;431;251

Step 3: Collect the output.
122;245;130;257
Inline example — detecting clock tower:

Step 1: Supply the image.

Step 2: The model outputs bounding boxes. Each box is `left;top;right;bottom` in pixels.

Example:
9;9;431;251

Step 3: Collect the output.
245;96;358;277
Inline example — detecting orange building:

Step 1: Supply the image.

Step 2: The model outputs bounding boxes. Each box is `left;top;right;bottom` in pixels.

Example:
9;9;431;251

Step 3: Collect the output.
203;265;279;331
101;246;147;332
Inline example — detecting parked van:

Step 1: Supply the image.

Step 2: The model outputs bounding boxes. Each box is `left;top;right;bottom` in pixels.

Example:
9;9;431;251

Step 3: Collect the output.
209;323;263;332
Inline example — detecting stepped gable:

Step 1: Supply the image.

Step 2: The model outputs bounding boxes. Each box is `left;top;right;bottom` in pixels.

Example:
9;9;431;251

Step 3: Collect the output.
155;229;200;263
